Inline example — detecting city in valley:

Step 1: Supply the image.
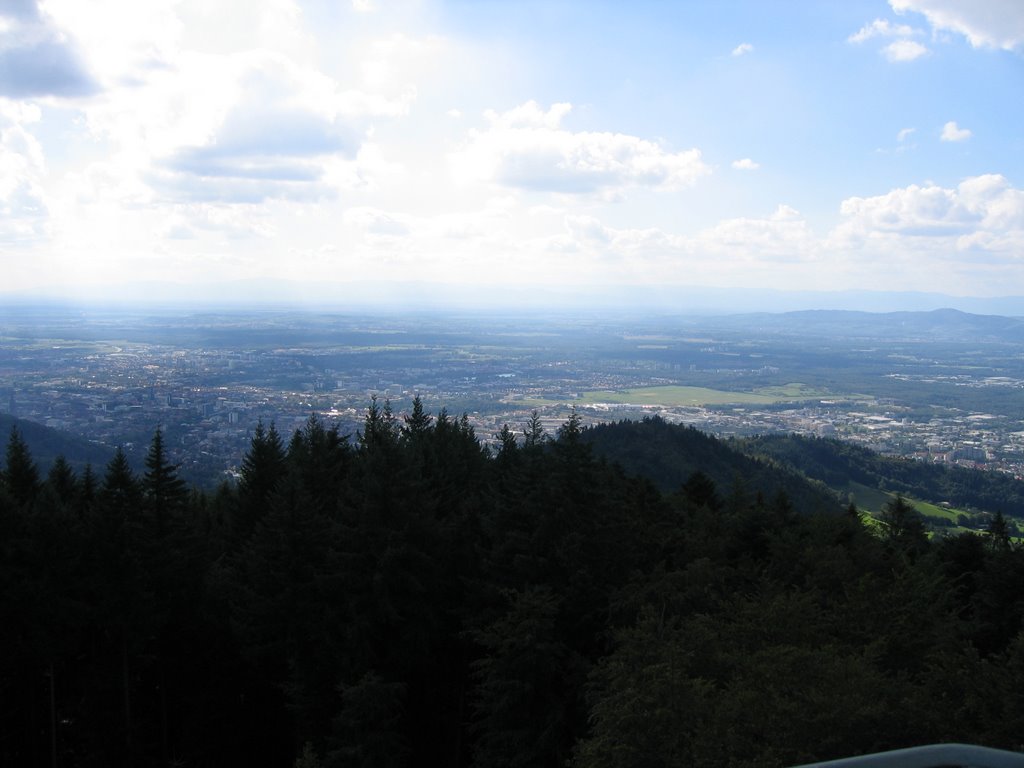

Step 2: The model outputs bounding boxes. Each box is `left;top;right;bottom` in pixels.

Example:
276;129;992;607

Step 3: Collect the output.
2;305;1023;487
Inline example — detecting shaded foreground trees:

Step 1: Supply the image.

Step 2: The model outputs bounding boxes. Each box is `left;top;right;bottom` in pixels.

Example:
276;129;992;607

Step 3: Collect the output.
2;410;1024;767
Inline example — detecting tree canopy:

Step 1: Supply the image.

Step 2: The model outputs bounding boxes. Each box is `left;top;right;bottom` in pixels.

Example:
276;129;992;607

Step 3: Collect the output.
1;411;1023;767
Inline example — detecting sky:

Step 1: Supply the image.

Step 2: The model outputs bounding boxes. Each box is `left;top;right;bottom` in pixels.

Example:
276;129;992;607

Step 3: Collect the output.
0;0;1022;307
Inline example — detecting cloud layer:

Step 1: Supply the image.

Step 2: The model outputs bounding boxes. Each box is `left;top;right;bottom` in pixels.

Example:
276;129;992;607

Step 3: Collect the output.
0;1;98;97
451;102;710;197
891;0;1024;50
0;0;1020;301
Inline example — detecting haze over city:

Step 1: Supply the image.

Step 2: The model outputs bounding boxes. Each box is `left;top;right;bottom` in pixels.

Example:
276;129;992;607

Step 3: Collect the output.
1;0;1022;309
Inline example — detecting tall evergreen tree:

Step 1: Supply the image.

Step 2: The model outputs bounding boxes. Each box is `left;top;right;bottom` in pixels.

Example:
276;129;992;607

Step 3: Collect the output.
3;426;39;508
881;495;929;557
46;455;78;507
143;426;188;520
236;420;288;541
523;411;545;448
401;395;433;443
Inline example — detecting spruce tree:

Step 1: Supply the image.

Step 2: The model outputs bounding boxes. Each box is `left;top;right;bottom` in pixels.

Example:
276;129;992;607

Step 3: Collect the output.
142;426;187;520
401;395;433;442
3;427;39;508
46;455;78;507
236;420;287;541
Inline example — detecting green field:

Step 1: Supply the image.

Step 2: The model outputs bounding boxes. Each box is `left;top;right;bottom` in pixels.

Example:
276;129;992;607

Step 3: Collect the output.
574;383;831;407
845;480;975;535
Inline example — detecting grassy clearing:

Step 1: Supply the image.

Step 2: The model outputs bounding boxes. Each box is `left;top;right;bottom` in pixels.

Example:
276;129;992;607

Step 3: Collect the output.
845;481;964;520
574;383;832;407
845;480;974;534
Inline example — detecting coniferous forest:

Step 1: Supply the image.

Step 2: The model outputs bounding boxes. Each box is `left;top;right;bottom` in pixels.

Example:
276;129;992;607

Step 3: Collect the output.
3;400;1024;768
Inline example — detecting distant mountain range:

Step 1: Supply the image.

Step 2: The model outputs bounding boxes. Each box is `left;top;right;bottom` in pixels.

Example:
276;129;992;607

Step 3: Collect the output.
696;307;1024;343
4;280;1024;316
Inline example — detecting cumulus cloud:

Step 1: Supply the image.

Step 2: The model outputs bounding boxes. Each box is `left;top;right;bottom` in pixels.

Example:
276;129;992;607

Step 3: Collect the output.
732;158;760;170
890;0;1024;50
0;0;98;97
134;49;411;203
941;120;971;141
848;18;920;42
695;205;817;261
0;102;49;242
849;15;928;60
731;42;753;56
833;175;1023;255
884;39;929;60
897;127;916;142
36;0;422;208
450;101;710;196
555;205;816;265
545;176;1023;291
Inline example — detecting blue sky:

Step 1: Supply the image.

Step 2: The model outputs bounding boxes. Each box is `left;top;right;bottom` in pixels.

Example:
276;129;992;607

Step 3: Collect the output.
0;0;1022;305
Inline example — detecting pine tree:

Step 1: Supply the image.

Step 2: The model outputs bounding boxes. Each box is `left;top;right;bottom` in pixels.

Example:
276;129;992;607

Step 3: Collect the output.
236;420;287;541
496;424;518;461
556;408;582;444
77;463;97;518
987;510;1011;552
359;395;399;452
46;455;78;506
401;395;433;442
142;426;187;520
523;411;545;448
880;495;928;556
3;427;39;507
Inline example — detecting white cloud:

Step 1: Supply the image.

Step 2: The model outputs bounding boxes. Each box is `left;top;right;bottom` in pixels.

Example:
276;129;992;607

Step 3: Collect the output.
941;120;971;141
541;177;1024;293
343;206;411;237
0;102;49;242
450;101;710;196
731;158;760;170
695;205;816;262
825;176;1024;292
833;175;1023;250
849;16;929;61
836;183;974;237
61;17;420;204
897;127;916;142
731;42;753;56
551;205;817;272
848;18;920;42
883;39;929;60
0;0;98;97
890;0;1024;50
157;203;278;241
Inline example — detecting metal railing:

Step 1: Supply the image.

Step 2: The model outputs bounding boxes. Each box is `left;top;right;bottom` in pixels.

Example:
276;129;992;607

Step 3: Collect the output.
790;743;1024;768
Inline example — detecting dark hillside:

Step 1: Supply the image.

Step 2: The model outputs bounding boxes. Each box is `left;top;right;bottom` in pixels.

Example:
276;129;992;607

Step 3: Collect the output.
582;416;842;515
738;433;1024;518
0;413;113;473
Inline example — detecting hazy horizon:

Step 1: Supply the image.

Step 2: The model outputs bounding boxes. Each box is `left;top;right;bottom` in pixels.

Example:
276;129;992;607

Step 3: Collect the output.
1;1;1022;306
4;279;1024;317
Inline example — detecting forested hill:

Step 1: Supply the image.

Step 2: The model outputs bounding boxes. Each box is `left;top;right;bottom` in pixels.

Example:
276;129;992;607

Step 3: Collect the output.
4;404;1024;767
737;433;1024;517
0;413;113;473
581;416;842;514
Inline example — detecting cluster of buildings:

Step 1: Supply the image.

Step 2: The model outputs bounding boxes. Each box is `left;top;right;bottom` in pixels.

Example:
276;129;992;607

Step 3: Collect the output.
2;332;1023;485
